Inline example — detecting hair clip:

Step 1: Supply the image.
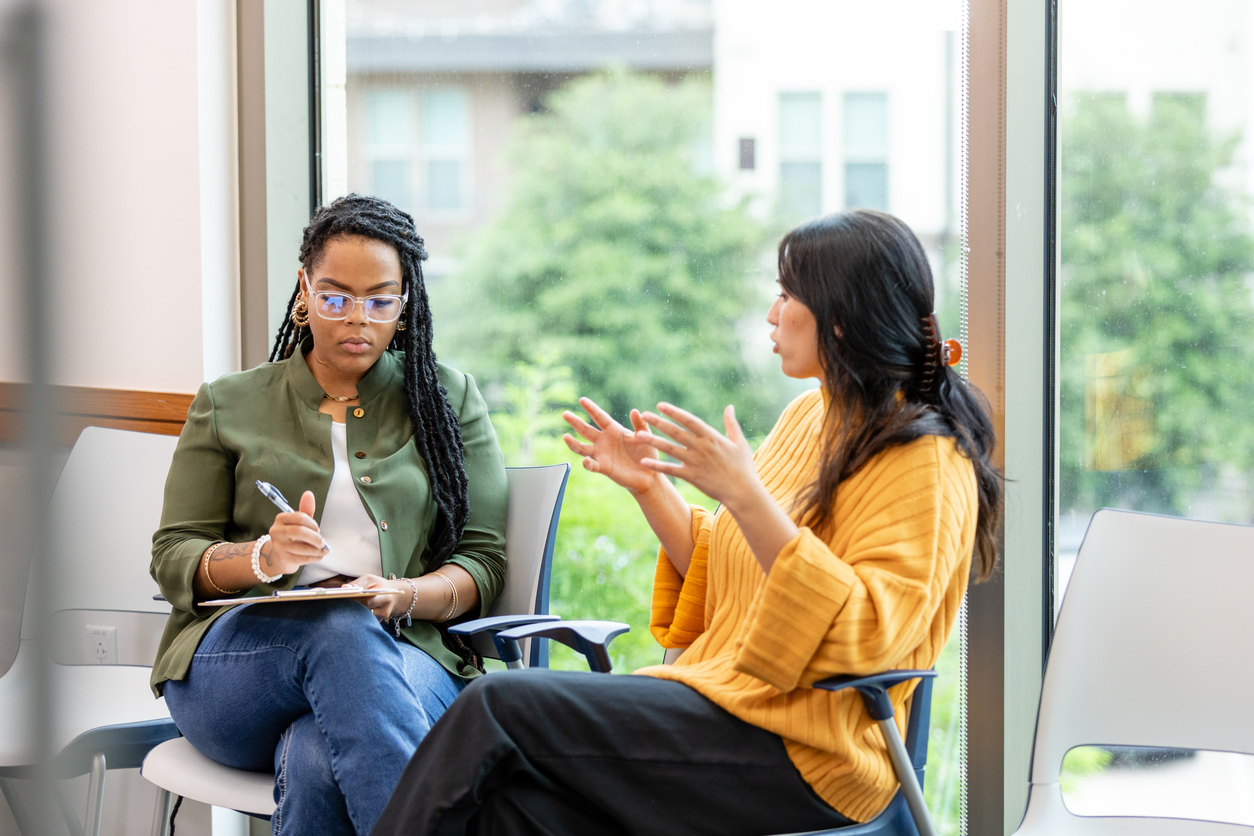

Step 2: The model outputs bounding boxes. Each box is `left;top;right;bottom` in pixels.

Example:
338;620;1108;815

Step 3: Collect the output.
943;339;962;367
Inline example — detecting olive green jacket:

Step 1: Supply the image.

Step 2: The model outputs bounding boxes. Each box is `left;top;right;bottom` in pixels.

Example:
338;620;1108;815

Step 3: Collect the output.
149;342;508;696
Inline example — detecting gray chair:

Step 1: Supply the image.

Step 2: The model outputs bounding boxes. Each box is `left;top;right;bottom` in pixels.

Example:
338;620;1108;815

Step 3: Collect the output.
0;427;180;836
141;463;571;833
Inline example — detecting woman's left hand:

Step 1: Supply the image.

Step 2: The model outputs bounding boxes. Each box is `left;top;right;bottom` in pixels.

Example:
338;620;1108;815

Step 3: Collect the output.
636;403;763;511
348;574;408;621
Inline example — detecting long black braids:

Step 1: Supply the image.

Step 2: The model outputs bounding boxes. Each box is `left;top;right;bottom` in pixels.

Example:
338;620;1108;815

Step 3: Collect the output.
270;194;477;667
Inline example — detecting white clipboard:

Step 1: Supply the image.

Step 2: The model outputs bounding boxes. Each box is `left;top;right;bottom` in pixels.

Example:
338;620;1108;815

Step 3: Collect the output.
201;585;406;608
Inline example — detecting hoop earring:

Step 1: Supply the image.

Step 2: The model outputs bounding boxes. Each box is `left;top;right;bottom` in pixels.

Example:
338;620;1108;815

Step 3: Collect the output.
291;296;310;328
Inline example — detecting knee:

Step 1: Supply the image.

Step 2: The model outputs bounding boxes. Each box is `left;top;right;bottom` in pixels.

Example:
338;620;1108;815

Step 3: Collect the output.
454;670;557;727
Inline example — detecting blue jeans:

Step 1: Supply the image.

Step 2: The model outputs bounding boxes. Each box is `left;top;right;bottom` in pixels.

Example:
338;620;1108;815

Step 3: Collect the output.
163;600;465;836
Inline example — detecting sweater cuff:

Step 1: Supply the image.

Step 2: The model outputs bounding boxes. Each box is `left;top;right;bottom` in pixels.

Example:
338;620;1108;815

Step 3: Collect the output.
732;526;857;691
649;506;714;648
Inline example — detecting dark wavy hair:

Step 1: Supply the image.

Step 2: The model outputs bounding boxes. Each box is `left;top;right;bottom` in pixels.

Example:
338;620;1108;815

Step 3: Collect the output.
269;194;477;663
778;209;1002;581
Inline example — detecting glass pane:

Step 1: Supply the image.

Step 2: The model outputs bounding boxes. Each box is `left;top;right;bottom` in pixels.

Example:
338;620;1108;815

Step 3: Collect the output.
845;162;887;211
844;92;888;157
778;91;822;158
370;159;408;210
780;161;823;219
1058;3;1254;608
332;4;966;829
1061;745;1254;827
425;159;461;210
420;89;469;149
367;89;409;148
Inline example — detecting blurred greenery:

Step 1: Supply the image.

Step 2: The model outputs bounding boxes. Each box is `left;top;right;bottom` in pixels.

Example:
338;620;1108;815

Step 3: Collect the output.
432;68;792;437
445;67;968;829
1060;92;1254;517
1060;746;1114;795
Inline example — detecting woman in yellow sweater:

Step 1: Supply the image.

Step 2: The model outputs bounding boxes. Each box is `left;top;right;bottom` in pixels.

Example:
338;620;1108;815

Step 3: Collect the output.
373;209;1002;835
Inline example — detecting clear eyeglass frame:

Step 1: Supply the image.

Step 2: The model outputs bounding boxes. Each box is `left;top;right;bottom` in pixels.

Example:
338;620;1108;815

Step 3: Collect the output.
303;278;409;324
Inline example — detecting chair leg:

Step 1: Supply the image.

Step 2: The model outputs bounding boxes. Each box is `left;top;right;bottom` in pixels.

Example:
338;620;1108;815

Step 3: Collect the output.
878;718;938;836
150;789;175;836
0;776;38;836
211;805;252;836
54;779;86;836
83;753;106;836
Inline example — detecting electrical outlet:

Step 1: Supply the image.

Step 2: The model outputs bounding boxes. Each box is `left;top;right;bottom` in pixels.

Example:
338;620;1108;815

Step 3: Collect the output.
84;625;117;665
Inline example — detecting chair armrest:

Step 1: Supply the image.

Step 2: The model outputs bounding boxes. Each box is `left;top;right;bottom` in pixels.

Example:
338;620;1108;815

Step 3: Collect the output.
497;620;630;673
448;614;561;664
813;670;936;721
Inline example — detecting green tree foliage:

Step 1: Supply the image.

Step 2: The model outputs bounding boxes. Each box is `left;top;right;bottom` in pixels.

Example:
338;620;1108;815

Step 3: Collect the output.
1060;93;1254;516
487;357;715;673
433;68;786;436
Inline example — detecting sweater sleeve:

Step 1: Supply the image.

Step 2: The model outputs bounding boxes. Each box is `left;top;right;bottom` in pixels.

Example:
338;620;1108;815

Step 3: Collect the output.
649;505;716;648
732;438;974;692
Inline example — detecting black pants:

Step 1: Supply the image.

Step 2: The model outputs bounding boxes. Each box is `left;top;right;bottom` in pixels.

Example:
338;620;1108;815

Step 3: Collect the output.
371;670;854;836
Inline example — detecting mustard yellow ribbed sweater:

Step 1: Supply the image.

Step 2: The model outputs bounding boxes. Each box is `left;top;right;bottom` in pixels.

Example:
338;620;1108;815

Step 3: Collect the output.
637;388;977;822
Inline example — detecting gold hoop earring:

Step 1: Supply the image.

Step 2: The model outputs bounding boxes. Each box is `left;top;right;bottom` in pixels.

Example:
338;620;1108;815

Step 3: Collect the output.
291;296;310;328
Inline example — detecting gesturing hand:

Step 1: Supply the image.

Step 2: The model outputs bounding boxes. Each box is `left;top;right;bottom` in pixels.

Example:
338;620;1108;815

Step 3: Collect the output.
563;397;664;496
636;403;763;511
264;490;326;576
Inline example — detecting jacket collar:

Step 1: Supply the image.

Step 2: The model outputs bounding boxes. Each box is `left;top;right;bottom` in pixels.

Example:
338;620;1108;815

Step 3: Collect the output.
285;335;402;410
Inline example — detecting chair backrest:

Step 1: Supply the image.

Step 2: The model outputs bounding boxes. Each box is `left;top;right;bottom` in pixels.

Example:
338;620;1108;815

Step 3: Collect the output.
471;463;569;668
25;427;176;663
1032;509;1254;785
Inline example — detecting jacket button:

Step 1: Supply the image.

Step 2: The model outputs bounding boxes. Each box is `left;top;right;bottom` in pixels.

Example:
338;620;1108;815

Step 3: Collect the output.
353;407;364;418
360;476;372;484
355;451;366;459
380;520;388;531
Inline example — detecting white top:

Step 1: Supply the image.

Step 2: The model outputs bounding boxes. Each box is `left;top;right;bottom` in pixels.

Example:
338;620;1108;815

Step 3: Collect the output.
299;421;383;584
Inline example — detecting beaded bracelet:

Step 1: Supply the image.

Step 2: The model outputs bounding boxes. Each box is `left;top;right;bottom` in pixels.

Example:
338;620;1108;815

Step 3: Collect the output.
251;534;282;584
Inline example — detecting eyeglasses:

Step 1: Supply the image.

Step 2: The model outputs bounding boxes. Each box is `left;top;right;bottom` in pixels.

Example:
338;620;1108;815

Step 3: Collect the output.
304;280;408;324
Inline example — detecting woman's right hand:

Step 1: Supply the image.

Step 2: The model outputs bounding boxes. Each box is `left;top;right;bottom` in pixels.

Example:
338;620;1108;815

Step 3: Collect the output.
563;397;663;496
264;490;326;576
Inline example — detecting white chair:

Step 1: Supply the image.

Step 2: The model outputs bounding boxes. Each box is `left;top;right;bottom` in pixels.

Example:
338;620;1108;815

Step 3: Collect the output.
141;463;571;833
1012;509;1254;835
0;427;179;836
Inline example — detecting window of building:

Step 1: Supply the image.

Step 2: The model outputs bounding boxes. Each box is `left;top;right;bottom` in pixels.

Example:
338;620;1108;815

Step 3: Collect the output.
366;89;412;211
777;92;823;219
843;92;888;210
419;88;470;212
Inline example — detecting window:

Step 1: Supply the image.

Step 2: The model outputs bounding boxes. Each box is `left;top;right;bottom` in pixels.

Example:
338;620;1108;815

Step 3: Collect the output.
777;92;823;219
843;92;888;210
326;4;966;828
419;88;469;212
1054;5;1254;826
365;90;412;211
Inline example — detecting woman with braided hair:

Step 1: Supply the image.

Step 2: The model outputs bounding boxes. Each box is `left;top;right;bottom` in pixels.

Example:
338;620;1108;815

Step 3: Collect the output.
374;209;1002;836
150;194;507;835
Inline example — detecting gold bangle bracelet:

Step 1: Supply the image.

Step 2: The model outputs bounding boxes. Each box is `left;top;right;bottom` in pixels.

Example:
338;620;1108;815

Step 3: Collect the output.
202;542;240;595
432;572;457;622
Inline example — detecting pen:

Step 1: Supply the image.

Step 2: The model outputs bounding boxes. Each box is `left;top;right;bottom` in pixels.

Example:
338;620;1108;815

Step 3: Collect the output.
255;480;331;552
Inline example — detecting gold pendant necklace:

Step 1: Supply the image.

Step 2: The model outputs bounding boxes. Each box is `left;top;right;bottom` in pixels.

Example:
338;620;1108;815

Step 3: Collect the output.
323;392;358;402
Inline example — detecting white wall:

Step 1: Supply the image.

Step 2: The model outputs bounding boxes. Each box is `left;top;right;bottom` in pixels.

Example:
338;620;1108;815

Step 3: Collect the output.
714;0;960;236
0;0;241;393
0;1;241;833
